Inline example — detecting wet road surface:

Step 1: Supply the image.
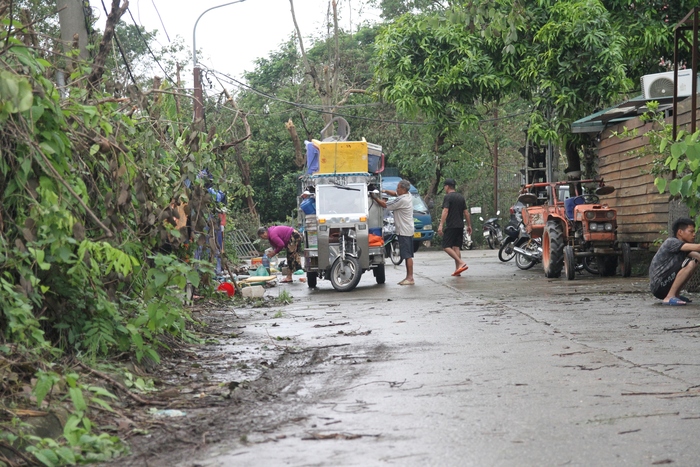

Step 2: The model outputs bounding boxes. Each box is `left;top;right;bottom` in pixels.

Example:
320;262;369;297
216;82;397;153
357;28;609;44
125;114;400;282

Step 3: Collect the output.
180;249;700;466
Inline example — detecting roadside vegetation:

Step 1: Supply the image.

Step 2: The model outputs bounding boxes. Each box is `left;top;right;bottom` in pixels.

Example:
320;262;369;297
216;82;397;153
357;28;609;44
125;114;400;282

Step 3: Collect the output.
0;0;697;464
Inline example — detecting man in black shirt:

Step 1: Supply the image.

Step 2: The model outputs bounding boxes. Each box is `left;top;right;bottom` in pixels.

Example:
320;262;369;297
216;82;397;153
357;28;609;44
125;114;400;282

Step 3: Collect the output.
437;178;472;276
649;217;700;305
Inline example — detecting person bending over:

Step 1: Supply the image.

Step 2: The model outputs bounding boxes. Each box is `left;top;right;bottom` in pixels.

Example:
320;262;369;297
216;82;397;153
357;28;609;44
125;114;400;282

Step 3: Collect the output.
649;217;700;306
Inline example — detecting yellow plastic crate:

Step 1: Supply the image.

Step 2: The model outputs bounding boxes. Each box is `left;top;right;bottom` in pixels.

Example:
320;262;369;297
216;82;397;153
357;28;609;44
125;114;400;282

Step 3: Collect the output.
313;139;368;174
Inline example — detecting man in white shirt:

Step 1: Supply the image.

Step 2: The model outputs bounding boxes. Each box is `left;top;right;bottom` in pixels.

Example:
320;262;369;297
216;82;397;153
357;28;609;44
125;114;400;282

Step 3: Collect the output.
373;180;415;285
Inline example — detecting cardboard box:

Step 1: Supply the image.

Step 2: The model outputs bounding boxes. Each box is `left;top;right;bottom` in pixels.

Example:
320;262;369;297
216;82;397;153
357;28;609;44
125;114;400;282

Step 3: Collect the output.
313;139;368;173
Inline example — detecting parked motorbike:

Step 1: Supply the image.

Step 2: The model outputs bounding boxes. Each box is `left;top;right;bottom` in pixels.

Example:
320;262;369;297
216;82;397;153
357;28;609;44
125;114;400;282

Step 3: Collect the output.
479;211;503;249
383;215;402;265
513;231;543;270
462;219;475;250
498;202;525;262
498;223;519;262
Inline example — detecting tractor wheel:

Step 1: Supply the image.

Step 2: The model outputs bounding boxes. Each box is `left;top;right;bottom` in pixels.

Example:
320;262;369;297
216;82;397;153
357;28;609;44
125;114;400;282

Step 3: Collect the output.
620;242;632;277
330;256;362;291
373;263;386;284
582;256;599;275
564;246;576;280
543;220;564;278
307;272;318;288
600;255;618;276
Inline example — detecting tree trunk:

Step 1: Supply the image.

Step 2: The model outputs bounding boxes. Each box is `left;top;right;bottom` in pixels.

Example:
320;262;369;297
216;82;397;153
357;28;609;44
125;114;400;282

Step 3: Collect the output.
425;132;446;204
57;0;89;60
285;119;305;168
87;0;128;94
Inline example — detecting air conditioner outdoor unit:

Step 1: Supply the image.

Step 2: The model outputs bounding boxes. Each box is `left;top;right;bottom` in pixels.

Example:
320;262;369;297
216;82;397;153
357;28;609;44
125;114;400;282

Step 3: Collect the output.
641;69;695;99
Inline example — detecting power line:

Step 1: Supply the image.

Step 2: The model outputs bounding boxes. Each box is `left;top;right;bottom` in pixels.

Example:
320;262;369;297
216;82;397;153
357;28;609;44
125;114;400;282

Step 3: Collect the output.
150;0;171;42
206;67;532;127
126;7;175;85
206;67;431;126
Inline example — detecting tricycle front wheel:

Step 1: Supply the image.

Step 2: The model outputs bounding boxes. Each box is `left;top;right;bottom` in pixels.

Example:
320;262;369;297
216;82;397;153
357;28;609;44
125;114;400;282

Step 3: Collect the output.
330;256;362;292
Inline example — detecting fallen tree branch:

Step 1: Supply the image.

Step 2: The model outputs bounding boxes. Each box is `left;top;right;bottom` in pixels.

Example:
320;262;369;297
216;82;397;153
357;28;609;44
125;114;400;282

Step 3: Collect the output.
77;362;168;406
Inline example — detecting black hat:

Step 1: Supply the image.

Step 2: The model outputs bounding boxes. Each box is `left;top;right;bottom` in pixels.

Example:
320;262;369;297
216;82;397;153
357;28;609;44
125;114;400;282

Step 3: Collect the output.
443;178;456;188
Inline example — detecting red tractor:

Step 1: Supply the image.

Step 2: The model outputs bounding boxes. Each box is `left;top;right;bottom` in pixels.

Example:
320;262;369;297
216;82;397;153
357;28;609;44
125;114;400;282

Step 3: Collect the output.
519;179;631;280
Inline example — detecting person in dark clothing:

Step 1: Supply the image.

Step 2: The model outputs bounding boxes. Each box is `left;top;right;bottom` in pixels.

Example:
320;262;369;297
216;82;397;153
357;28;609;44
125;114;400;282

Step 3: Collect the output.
649;217;700;306
437;178;472;277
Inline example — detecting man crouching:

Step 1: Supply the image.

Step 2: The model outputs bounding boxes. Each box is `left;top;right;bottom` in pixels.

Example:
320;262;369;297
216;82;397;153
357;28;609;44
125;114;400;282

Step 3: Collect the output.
649;217;700;306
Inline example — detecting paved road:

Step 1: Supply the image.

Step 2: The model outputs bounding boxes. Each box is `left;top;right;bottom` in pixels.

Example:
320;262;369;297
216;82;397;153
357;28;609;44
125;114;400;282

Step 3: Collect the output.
187;249;700;466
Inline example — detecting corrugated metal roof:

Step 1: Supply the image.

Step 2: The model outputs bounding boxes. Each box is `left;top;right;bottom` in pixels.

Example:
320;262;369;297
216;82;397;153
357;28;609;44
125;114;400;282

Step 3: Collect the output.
571;95;675;134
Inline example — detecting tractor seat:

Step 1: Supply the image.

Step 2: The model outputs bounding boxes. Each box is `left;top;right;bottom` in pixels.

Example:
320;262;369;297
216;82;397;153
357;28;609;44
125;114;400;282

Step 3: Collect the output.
564;196;585;220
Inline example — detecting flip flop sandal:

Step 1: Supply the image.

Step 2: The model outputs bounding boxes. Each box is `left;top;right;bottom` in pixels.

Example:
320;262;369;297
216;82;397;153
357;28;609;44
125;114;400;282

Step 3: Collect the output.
678;295;693;303
452;264;468;276
662;297;687;306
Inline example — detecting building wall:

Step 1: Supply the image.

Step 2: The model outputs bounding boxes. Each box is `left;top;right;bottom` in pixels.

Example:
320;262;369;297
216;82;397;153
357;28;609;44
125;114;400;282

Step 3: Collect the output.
597;98;695;246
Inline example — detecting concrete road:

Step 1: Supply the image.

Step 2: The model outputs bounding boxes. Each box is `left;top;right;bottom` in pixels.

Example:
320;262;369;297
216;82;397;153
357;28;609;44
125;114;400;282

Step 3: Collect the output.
187;249;700;466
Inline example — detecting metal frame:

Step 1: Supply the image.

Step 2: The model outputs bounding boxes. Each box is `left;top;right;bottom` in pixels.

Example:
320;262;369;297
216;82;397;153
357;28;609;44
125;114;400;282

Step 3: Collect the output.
673;8;700;139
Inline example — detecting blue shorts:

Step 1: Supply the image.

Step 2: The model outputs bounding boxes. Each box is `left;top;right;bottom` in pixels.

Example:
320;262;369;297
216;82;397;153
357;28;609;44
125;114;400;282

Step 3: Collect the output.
397;235;414;260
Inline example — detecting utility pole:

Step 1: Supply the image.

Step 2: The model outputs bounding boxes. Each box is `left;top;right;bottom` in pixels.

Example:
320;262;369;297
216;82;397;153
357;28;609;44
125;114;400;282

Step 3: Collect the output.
493;108;499;214
57;0;89;59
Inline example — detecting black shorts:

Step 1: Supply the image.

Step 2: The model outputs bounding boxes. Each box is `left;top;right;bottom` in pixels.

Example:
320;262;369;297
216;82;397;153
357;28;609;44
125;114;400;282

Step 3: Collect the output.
651;257;697;299
442;227;464;249
397;235;414;260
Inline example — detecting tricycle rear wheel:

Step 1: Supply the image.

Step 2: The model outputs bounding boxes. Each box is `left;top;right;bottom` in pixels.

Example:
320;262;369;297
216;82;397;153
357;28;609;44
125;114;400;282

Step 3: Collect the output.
373;263;386;284
307;271;317;288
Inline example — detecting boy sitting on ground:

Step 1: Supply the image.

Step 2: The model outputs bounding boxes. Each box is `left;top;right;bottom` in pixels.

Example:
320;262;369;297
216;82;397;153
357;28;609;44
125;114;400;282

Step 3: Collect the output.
649;217;700;306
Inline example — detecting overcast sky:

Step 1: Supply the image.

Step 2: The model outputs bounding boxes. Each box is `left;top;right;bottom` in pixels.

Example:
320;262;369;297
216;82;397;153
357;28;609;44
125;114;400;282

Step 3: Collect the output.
90;0;381;81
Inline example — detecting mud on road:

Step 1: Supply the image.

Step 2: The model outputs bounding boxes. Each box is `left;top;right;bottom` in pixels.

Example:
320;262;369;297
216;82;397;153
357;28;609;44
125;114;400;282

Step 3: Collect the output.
111;249;700;466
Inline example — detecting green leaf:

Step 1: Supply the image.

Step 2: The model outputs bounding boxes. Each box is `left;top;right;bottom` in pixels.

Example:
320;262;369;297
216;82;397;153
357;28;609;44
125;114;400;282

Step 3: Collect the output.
654;177;667;193
669;178;682;196
55;446;77;464
33;448;59;467
69;387;87;412
152;270;168;288
660;138;668;152
186;270;200;288
34;373;54;406
671;141;687;159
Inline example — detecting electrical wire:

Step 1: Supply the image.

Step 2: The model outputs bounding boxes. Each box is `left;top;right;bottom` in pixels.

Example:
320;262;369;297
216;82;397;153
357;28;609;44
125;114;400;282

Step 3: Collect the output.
126;7;176;84
205;66;532;126
150;0;171;42
100;0;138;89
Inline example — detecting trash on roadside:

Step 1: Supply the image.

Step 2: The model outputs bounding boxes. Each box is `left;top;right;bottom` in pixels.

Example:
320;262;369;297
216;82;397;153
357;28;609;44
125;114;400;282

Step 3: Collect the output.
216;282;235;297
242;285;265;298
150;409;187;418
293;269;304;275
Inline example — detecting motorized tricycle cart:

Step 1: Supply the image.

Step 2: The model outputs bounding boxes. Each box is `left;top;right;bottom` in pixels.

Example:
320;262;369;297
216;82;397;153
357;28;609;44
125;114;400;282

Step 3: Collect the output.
298;137;386;291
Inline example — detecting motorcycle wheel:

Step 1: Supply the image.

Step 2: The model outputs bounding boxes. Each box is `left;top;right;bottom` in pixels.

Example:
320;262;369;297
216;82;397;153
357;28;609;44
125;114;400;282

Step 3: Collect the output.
373;263;386;284
564;246;576;280
389;241;403;265
582;256;599;275
330;256;362;292
487;235;495;250
498;240;516;262
620;242;632;277
307;271;318;288
515;240;538;270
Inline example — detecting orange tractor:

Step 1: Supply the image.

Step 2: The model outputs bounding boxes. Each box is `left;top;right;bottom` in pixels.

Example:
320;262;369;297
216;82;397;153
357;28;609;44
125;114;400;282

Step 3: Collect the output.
518;179;631;280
